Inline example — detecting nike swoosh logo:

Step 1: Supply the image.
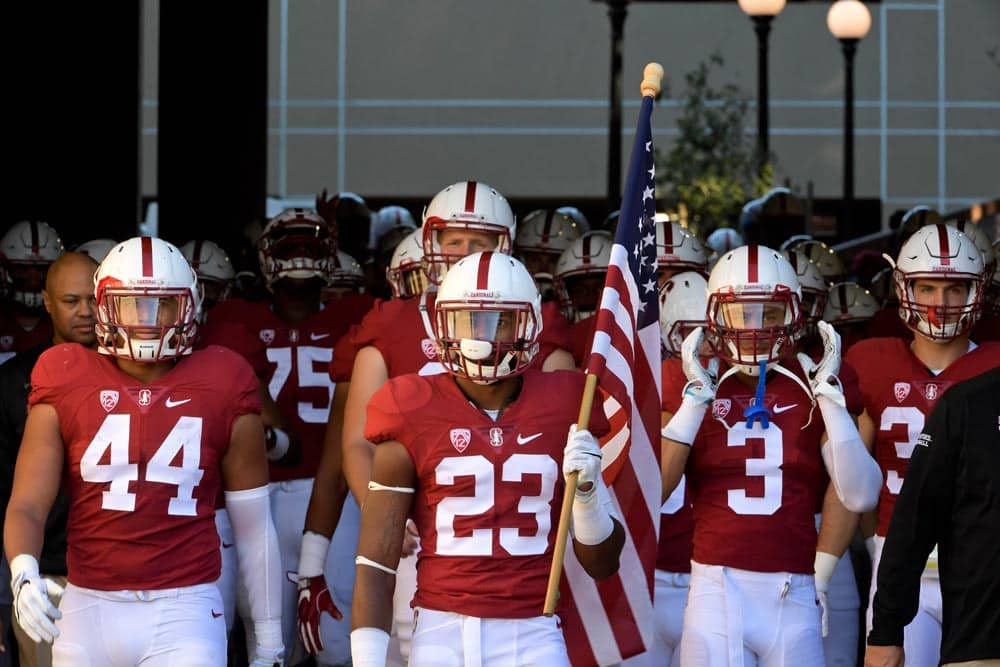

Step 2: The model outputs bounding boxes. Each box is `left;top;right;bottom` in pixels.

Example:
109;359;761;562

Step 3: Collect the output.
222;542;234;549
211;610;223;618
772;403;798;414
310;332;330;341
165;398;191;408
516;433;543;445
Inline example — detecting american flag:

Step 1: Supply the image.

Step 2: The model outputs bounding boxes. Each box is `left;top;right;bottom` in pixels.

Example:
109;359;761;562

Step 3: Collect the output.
559;94;662;665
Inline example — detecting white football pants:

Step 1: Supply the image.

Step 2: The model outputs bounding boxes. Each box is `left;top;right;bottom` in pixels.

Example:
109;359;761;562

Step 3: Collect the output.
622;569;689;667
53;582;225;666
409;607;569;666
680;561;825;667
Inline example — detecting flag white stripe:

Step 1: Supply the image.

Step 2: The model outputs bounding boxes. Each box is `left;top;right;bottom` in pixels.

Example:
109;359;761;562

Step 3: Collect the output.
563;549;624;665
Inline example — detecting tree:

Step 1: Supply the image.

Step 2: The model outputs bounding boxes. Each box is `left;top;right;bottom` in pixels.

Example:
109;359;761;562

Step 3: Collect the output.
655;53;771;238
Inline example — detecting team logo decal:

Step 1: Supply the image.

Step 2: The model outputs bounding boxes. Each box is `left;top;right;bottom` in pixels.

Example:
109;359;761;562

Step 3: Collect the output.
894;382;911;403
0;335;13;351
421;338;437;360
924;383;938;401
712;399;731;419
449;428;471;453
100;390;120;412
288;329;299;344
489;427;504;447
259;329;275;344
138;389;152;406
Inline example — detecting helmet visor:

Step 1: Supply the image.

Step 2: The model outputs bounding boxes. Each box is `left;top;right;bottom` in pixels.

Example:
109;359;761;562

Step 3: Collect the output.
266;226;332;262
718;301;790;329
110;293;186;328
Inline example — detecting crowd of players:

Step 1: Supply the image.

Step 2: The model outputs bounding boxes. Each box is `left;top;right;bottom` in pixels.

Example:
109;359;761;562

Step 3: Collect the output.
0;181;997;666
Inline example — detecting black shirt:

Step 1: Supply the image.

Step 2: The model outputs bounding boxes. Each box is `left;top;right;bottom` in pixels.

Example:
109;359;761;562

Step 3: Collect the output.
869;367;1000;663
0;342;70;575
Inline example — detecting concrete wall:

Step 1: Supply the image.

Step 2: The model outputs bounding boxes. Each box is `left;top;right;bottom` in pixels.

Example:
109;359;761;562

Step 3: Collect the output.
140;0;1000;227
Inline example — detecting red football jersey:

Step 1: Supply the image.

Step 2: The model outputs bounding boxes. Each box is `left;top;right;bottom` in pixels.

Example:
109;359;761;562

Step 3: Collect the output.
864;306;911;340
687;365;828;574
0;309;53;359
29;344;260;590
223;296;372;481
658;358;693;573
197;316;268;377
566;315;597;369
845;338;1000;536
328;293;573;382
364;370;610;618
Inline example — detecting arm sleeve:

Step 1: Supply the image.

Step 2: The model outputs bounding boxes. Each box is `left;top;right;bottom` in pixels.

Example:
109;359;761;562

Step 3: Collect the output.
868;391;956;646
226;352;263;435
225;485;284;662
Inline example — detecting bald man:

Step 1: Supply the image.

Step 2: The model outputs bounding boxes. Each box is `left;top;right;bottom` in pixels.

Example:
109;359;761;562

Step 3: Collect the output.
0;252;97;665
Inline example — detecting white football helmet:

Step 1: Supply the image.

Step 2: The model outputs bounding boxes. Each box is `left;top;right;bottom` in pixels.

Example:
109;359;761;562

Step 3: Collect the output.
386;229;427;299
988;239;1000;316
371;205;417;251
1;220;65;308
823;282;880;326
891;224;984;341
181;240;235;284
330;250;364;290
516;209;586;296
654;215;708;276
95;237;201;362
554;231;613;322
434;251;542;384
75;238;118;263
707;245;803;376
783;248;828;330
659;271;708;358
258;208;337;289
421;181;515;285
784;238;843;284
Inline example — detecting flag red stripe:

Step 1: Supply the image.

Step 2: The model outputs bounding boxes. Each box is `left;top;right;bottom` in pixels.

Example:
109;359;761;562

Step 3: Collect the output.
464;181;478;213
748;244;759;282
597;572;644;654
141;237;154;277
476;251;492;289
559;575;600;666
936;224;950;266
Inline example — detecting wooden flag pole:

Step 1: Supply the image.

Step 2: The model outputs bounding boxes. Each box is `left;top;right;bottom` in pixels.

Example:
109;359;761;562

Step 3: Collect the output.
542;62;665;617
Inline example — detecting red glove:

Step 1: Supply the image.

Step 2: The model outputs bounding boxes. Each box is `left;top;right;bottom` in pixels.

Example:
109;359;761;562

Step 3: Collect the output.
297;575;343;655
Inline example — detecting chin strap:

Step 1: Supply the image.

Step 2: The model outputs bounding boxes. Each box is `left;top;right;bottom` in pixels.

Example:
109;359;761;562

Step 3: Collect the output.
712;360;817;431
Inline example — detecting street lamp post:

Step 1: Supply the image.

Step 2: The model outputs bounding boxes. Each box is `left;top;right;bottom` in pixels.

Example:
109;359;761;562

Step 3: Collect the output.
828;0;872;240
606;0;628;214
739;0;786;176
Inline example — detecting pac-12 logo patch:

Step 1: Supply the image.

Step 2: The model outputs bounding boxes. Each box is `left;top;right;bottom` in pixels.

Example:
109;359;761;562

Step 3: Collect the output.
894;382;911;403
450;428;471;453
421;338;437;360
259;329;275;344
100;390;120;412
712;399;731;419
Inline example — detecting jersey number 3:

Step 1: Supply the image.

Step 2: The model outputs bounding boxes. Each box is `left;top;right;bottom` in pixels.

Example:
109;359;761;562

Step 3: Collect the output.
80;414;205;516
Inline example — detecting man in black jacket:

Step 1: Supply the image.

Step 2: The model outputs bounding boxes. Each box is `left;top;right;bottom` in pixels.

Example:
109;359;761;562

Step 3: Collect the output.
866;366;1000;667
0;251;97;665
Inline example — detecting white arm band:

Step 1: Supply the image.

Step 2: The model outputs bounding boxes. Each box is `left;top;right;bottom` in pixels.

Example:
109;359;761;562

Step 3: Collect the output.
225;485;283;660
572;478;617;546
351;627;390;667
661;396;709;446
298;530;331;579
818;396;882;513
814;550;839;593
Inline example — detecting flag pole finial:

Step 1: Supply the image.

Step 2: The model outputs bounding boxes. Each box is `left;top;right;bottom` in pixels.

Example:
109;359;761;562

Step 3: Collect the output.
641;62;664;98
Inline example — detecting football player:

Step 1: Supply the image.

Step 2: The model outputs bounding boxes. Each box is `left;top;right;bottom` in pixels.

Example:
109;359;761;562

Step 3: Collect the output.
3;237;283;666
298;181;573;663
0;221;65;362
216;208;372;665
515;208;585;301
554;230;614;367
846;224;1000;667
653;214;708;287
660;245;882;665
350;251;623;666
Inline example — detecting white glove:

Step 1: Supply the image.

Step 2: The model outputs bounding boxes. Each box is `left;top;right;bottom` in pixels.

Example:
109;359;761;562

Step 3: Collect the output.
10;554;63;644
680;327;719;406
816;588;830;638
796;321;846;408
563;425;602;498
814;551;838;639
249;659;281;667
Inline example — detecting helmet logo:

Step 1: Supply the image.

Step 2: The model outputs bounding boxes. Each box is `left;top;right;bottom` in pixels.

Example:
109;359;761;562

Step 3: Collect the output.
894;382;911;403
450;428;471;453
138;389;152;407
259;329;275;345
100;390;120;412
421;338;436;360
489;427;504;448
712;399;731;419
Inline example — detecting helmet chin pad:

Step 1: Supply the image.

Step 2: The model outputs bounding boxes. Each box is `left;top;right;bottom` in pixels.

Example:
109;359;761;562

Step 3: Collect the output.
460;338;494;361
